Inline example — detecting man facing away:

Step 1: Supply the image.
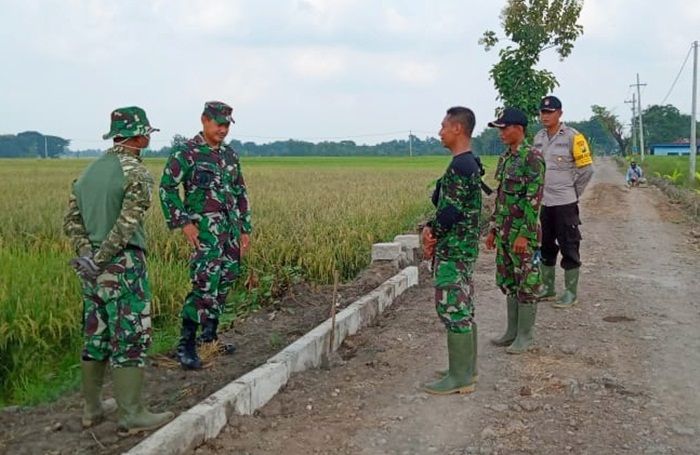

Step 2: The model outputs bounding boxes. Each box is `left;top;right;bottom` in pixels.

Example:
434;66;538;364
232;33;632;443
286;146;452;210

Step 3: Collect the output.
64;106;174;435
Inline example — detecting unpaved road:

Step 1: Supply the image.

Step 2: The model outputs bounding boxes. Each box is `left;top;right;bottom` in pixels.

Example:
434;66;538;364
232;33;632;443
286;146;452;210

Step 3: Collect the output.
199;158;700;455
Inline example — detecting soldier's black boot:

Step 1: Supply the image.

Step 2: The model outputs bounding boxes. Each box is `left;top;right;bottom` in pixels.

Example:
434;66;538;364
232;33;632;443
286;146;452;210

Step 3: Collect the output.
198;318;237;355
198;318;219;343
177;318;202;370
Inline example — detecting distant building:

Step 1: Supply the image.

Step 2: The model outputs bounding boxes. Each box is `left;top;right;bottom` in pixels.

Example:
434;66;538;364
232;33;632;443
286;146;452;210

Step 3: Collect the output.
649;143;700;156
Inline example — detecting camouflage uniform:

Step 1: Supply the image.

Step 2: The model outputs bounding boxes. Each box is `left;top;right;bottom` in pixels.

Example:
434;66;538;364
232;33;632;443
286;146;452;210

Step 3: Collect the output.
489;142;545;303
428;152;482;334
63;107;157;368
159;102;251;325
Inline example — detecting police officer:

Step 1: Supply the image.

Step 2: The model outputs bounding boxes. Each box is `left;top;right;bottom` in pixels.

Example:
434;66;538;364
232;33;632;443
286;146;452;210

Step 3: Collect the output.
64;107;174;434
422;106;481;394
160;101;252;370
486;108;545;354
533;96;594;308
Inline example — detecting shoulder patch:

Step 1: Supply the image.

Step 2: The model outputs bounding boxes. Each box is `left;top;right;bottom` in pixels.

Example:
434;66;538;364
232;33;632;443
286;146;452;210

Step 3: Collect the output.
572;133;593;167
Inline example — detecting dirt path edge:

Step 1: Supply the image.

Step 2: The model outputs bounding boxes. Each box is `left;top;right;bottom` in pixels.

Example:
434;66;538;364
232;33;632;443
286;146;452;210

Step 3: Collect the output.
124;266;419;455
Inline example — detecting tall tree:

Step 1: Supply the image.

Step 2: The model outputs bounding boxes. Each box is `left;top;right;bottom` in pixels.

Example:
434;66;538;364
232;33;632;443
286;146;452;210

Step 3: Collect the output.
479;0;584;120
639;104;698;145
591;105;628;155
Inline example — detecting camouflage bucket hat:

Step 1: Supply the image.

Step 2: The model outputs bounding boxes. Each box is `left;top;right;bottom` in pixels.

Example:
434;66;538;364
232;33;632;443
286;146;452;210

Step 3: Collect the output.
103;106;159;140
203;101;235;124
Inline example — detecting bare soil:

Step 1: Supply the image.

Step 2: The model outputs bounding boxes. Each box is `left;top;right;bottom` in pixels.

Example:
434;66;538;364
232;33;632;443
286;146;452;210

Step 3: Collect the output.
3;158;700;455
195;158;700;455
0;261;402;455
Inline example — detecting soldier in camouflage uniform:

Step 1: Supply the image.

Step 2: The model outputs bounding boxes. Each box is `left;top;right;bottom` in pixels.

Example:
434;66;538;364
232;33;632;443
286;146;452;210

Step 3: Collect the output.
159;101;252;370
64;107;173;435
485;108;545;354
421;107;482;395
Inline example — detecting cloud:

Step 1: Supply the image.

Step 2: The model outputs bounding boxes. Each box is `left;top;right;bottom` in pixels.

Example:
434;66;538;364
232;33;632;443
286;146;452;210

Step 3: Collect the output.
383;7;412;33
390;60;439;86
153;0;243;33
290;48;347;79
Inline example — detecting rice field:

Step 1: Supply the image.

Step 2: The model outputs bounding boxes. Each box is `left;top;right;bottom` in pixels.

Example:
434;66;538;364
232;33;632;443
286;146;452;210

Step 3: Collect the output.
0;155;497;404
636;155;700;189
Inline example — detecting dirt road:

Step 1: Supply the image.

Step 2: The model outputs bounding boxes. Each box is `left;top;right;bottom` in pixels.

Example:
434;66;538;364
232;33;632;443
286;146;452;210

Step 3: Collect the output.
199;158;700;455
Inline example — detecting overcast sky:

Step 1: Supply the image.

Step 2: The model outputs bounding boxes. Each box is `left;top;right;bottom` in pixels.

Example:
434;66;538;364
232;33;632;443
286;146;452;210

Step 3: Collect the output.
1;0;699;150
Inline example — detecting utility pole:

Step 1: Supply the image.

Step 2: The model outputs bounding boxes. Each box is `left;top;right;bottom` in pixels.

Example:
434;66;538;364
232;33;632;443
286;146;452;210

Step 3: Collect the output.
625;93;637;155
408;130;413;157
630;74;647;160
44;135;48;159
690;40;698;184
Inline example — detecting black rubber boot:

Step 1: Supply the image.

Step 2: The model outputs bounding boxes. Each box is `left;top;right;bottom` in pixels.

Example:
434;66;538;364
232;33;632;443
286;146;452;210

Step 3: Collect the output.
198;318;219;343
177;318;202;370
198;318;236;355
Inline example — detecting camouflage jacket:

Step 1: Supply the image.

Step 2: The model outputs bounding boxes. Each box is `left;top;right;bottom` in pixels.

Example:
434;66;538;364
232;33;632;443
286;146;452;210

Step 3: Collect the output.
159;133;252;234
428;152;483;262
489;142;545;243
63;146;154;266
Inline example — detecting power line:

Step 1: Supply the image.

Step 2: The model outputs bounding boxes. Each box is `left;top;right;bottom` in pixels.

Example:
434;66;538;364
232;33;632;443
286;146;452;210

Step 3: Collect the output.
661;44;694;105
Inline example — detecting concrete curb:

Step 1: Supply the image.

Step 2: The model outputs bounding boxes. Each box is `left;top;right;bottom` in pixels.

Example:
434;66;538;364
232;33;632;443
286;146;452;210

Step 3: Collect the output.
125;265;419;455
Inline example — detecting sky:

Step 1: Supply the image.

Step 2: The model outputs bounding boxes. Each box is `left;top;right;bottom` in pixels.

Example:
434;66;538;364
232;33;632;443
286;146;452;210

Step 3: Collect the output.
0;0;699;150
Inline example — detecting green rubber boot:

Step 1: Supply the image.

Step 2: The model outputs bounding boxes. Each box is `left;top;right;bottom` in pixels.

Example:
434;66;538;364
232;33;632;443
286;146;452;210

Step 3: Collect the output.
552;268;580;309
113;367;175;436
424;332;475;395
490;295;518;346
506;303;537;354
435;323;478;382
81;360;117;428
537;265;556;301
472;322;478;382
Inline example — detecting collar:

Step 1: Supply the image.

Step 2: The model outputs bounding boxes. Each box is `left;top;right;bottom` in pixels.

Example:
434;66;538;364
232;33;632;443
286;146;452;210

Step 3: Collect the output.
108;145;142;161
505;141;531;158
195;132;223;151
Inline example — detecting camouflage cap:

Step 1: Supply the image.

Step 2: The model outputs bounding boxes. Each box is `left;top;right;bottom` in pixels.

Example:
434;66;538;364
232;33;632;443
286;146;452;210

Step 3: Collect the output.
103;106;159;140
202;101;235;124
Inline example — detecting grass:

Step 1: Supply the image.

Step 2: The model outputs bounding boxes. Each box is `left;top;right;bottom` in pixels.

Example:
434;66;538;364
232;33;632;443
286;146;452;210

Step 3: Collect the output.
0;154;499;405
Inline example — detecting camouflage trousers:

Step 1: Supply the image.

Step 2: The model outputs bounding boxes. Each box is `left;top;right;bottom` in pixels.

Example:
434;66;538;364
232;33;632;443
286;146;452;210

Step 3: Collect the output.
81;248;152;368
182;213;241;324
495;232;541;303
433;259;475;334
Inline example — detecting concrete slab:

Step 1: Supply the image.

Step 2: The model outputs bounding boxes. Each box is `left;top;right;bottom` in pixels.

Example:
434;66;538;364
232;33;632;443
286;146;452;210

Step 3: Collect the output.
124;265;418;455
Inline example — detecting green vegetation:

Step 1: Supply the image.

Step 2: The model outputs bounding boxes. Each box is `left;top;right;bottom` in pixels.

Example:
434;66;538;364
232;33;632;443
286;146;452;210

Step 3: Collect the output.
634;156;700;189
480;0;584;118
0;155;498;405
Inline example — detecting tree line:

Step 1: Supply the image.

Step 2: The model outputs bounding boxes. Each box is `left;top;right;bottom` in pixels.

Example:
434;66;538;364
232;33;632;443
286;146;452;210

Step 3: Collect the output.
0;131;70;158
1;104;696;159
